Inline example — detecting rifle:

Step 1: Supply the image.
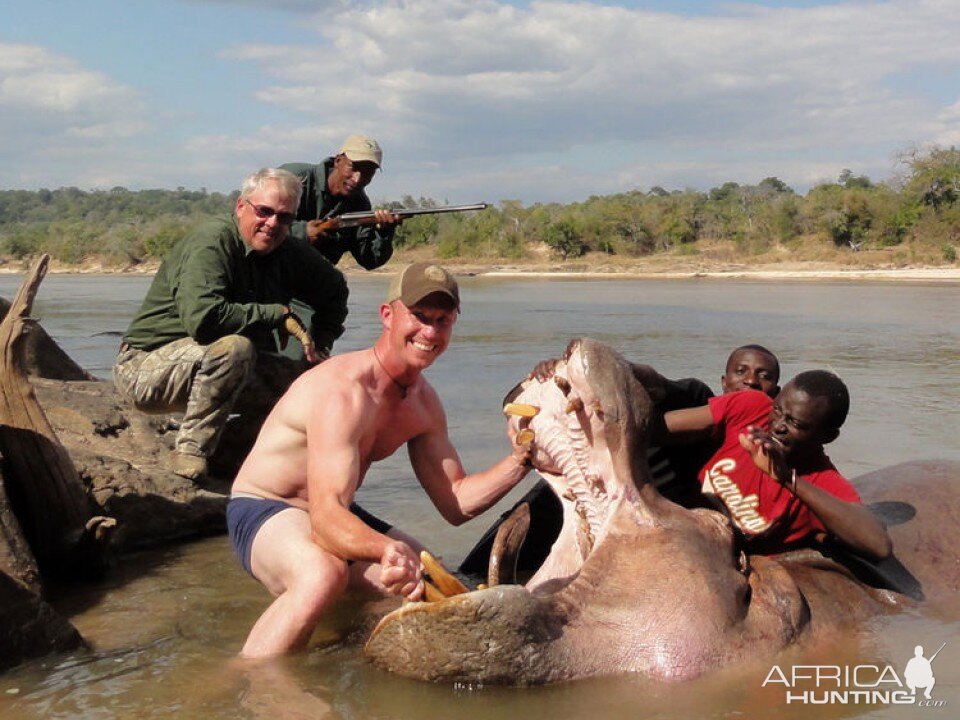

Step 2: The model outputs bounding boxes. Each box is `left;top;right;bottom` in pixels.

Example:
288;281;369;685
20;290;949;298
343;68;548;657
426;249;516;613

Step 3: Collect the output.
334;203;488;229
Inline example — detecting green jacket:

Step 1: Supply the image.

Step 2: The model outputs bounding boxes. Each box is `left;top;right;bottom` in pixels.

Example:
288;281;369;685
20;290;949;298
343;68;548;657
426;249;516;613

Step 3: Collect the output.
123;215;348;353
281;158;395;270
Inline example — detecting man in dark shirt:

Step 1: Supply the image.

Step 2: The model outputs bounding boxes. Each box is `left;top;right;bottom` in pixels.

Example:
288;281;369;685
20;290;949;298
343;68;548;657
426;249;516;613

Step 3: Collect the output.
113;168;348;480
281;135;402;270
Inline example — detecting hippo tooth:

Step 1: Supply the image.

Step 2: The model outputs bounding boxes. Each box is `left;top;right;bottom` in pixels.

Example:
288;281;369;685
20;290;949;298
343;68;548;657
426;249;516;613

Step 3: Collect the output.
488;502;531;586
420;551;470;596
587;474;605;496
516;429;535;445
554;376;572;395
504;402;540;418
565;396;584;414
423;580;446;602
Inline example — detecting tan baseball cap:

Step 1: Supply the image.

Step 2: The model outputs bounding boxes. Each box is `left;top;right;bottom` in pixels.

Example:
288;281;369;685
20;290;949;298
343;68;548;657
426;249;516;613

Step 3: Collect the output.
339;135;383;167
387;263;460;310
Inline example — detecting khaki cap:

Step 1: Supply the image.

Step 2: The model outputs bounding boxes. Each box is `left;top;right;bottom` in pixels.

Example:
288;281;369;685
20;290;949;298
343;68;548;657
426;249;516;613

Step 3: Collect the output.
387;263;460;310
339;135;383;167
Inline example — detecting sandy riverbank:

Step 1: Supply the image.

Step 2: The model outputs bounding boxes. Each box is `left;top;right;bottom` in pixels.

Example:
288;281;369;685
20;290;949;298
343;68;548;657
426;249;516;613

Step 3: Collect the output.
2;256;958;282
475;266;960;281
388;257;960;282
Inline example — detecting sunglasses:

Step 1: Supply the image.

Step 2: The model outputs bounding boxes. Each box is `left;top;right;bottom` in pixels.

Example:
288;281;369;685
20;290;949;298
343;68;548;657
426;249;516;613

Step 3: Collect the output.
244;199;296;226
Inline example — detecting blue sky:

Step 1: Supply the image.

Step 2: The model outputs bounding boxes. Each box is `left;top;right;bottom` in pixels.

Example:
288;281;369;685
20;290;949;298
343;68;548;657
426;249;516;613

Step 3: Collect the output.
2;0;959;204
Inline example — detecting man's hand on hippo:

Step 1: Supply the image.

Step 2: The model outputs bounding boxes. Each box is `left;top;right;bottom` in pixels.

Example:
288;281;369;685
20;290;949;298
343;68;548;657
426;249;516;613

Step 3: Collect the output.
508;422;535;467
380;540;424;600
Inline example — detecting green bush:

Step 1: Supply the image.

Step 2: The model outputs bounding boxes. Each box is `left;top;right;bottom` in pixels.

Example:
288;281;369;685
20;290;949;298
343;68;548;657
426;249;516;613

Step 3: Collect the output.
542;217;586;259
1;155;958;266
144;224;189;258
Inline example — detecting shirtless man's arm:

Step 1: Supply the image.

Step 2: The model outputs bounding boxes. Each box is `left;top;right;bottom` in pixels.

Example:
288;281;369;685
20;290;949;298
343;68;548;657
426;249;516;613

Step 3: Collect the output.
305;383;423;599
407;386;532;526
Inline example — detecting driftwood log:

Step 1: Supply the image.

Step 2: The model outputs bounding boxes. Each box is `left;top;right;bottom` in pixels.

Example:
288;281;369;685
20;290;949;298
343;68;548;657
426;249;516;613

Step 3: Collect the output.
0;255;295;671
0;257;97;669
0;256;116;577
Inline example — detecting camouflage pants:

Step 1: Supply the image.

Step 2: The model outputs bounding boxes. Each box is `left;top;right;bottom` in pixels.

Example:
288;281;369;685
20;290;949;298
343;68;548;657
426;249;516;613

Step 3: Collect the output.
112;335;256;458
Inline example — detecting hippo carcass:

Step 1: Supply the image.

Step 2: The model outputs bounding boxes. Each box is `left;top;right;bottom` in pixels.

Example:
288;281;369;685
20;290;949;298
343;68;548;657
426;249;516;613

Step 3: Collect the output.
364;338;960;685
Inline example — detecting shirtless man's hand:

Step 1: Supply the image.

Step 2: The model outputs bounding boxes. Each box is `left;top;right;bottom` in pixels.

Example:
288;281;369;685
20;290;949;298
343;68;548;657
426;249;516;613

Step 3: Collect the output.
379;540;424;600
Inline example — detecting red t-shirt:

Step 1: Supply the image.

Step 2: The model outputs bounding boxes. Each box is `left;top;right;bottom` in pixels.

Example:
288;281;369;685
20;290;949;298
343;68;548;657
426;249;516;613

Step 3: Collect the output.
699;390;861;553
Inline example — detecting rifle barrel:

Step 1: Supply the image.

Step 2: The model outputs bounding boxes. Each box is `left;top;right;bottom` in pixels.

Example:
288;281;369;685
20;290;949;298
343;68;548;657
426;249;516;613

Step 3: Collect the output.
928;641;947;663
336;203;488;227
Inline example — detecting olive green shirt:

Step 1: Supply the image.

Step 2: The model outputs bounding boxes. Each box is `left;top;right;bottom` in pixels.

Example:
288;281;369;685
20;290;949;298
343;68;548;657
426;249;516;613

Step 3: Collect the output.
280;158;395;270
123;215;348;353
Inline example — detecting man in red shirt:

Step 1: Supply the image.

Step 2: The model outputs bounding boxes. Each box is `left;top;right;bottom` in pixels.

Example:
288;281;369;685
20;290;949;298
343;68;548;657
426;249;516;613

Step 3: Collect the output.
663;370;892;559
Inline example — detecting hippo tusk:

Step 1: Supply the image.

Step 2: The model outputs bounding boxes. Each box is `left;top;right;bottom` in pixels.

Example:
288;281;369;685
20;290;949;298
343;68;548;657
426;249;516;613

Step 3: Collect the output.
504;402;540;418
488;502;531;587
554;376;571;395
516;428;535;445
420;551;470;597
422;579;446;603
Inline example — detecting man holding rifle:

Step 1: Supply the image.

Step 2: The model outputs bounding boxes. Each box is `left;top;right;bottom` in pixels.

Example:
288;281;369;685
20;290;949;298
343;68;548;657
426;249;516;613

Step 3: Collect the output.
281;135;402;270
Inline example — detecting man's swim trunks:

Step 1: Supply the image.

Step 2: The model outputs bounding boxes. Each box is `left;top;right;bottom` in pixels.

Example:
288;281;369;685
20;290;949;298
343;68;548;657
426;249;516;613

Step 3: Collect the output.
227;495;392;575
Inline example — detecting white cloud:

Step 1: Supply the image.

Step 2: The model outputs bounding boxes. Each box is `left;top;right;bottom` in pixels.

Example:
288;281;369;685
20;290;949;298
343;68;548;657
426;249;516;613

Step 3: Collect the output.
214;0;960;200
930;100;960;147
0;43;151;187
5;2;960;201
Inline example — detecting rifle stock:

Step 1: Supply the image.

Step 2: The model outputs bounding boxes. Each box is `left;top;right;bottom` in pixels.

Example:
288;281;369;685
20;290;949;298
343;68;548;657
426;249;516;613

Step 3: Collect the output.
335;203;488;229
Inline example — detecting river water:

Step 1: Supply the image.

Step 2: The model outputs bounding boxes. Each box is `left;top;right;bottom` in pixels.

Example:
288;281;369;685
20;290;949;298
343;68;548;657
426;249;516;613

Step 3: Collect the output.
0;273;957;719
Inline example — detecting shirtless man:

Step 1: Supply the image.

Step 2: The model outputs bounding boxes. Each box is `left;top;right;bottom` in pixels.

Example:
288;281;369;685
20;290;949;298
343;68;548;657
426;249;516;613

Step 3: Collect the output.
229;262;533;658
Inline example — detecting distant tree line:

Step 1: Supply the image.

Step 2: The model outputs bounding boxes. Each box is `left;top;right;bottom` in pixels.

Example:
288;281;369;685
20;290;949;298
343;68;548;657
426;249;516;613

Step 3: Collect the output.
1;146;957;267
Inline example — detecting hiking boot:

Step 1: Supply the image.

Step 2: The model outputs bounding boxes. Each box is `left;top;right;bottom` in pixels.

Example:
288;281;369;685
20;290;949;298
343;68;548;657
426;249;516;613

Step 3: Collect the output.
171;452;208;480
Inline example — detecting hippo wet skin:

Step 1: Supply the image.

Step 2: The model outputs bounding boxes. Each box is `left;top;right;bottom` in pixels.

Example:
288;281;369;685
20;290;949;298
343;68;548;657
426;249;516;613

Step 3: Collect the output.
363;338;960;685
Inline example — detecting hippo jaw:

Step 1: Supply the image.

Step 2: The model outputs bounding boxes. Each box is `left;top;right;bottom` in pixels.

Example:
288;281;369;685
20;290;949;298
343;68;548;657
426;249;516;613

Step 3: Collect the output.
510;337;657;591
364;338;808;685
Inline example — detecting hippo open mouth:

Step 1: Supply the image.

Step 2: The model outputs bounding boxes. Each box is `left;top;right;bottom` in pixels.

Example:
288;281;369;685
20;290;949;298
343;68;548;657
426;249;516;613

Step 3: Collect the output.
364;338;809;685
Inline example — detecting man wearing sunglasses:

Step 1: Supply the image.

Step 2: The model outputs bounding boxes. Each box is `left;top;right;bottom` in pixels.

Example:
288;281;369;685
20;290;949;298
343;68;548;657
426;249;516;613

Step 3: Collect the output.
281;135;401;270
114;168;348;481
